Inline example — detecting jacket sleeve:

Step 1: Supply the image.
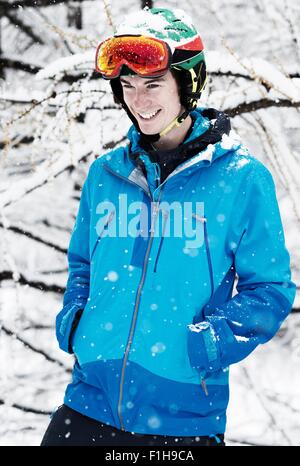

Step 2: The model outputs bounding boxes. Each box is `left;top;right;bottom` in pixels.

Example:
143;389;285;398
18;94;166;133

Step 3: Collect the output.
56;163;95;353
188;160;296;373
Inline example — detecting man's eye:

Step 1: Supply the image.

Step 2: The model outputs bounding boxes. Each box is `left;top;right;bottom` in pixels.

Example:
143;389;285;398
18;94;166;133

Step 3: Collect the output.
147;84;159;89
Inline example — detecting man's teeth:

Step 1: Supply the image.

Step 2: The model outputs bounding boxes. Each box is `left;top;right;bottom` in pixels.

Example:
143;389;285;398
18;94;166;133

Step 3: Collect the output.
138;110;160;120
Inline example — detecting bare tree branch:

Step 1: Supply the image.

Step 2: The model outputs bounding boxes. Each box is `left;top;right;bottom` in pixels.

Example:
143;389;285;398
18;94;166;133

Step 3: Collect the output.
225;97;300;117
1;325;71;372
0;56;41;73
40;218;72;232
102;135;127;150
0;135;34;150
0;398;52;415
0;270;65;293
5;10;44;44
240;365;293;445
282;0;300;64
67;3;82;30
0;221;68;254
0;0;90;12
225;438;263;446
102;0;115;33
141;0;153;8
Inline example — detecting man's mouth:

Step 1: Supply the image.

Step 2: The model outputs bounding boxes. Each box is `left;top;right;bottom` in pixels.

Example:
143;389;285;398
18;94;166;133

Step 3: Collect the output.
137;109;161;120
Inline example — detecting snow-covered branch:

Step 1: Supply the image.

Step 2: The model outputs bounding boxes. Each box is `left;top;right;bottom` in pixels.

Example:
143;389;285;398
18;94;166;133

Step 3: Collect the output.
207;50;300;102
0;150;92;209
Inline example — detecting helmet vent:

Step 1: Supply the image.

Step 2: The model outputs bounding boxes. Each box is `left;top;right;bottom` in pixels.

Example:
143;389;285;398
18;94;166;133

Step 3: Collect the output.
165;26;189;33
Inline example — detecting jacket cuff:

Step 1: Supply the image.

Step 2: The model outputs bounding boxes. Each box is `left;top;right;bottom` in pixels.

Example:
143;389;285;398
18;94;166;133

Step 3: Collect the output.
56;303;83;354
188;321;221;373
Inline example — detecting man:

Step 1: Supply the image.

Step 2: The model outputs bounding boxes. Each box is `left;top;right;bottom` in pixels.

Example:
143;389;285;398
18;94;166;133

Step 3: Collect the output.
41;7;295;446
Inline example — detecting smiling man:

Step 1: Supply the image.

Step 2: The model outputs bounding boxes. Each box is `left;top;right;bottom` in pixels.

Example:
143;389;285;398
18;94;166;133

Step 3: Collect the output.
119;73;192;150
41;7;296;447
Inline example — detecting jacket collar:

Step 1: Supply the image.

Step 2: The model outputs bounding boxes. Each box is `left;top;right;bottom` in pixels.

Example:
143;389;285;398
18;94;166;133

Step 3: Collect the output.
102;107;245;193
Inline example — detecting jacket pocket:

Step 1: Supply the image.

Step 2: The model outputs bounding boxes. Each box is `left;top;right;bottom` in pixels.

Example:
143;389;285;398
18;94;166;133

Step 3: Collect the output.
91;211;115;261
187;327;208;396
187;321;221;395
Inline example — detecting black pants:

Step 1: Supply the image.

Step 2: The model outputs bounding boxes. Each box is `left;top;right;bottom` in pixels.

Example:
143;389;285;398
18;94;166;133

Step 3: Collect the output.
41;405;225;446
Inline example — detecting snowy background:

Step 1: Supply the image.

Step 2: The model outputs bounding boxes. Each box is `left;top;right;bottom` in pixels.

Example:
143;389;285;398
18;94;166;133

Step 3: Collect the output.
0;0;300;446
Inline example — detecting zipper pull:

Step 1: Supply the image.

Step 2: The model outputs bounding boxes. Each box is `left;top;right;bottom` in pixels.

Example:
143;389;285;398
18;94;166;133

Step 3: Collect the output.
192;213;206;223
154;162;161;189
150;202;159;234
201;378;209;396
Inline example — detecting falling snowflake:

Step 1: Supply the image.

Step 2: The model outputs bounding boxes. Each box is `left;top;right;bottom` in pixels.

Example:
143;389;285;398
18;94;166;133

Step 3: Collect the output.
216;213;225;222
151;342;166;354
104;322;113;331
107;271;119;282
147;416;161;429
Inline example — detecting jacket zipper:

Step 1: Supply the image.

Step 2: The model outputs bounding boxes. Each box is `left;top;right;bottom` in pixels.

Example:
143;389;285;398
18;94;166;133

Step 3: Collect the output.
192;213;214;299
102;164;213;410
102;162;164;430
90;210;115;260
117;192;163;430
201;379;208;396
103;164;150;198
153;209;169;273
192;214;215;396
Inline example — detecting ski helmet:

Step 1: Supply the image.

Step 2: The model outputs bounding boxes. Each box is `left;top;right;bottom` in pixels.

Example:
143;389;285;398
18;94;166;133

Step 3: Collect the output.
95;7;207;142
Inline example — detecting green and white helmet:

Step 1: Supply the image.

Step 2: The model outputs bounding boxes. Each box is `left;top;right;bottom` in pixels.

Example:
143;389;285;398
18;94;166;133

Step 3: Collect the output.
109;7;207;141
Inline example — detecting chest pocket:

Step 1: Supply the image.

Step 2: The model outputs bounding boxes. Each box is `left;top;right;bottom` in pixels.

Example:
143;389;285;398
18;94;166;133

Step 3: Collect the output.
91;210;115;261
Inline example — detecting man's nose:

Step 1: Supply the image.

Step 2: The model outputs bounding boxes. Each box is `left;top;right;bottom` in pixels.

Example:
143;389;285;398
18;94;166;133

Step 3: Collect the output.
133;88;150;108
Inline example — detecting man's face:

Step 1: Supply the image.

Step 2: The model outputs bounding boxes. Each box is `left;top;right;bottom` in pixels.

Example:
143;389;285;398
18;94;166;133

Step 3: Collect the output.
120;70;182;135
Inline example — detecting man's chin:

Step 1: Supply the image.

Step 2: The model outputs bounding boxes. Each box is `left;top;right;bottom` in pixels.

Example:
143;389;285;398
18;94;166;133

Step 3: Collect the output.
140;129;159;135
138;124;160;136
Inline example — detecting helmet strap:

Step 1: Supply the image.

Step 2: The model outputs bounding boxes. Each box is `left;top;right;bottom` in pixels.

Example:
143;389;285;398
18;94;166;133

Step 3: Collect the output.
159;108;190;138
156;66;208;141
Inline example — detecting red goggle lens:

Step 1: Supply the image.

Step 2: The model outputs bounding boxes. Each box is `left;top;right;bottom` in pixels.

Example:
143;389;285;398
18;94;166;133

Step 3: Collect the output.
95;35;170;78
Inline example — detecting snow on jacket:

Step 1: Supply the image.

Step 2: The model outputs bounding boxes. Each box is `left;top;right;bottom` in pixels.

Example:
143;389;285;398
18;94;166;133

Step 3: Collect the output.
56;107;296;436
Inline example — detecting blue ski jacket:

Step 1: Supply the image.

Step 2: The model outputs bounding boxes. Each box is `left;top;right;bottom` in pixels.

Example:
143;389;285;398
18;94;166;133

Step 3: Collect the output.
56;107;295;436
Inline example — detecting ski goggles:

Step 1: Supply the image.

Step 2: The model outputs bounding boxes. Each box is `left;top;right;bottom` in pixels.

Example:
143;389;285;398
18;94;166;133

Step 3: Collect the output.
95;35;171;79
